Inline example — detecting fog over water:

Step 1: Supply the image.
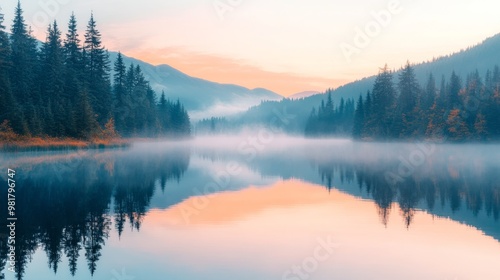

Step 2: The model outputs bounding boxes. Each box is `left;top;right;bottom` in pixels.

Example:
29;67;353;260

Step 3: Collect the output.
1;136;499;280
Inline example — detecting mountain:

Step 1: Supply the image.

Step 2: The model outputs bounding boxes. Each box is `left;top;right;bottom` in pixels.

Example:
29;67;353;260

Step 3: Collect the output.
108;52;283;120
288;91;320;100
233;33;500;133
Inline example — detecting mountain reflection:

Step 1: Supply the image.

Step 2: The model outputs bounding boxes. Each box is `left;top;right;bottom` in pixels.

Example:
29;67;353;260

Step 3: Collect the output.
0;141;499;279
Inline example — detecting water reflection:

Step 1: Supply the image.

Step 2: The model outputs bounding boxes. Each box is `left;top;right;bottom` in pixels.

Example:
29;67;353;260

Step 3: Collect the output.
0;146;190;279
313;157;500;229
0;140;499;279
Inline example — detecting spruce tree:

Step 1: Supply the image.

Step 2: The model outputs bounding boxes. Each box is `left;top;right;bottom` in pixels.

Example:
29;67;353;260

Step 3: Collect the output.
447;71;462;109
145;84;158;135
157;91;171;134
363;91;373;136
63;13;83;103
371;65;396;139
40;21;66;136
120;63;137;135
0;7;27;135
113;52;127;132
63;13;83;137
485;67;500;139
422;73;436;111
397;62;420;112
426;76;448;139
396;62;420;138
9;1;38;134
352;95;365;139
75;91;99;139
83;13;112;124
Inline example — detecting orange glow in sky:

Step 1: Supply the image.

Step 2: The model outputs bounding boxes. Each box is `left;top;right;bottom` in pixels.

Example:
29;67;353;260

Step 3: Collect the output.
3;0;500;96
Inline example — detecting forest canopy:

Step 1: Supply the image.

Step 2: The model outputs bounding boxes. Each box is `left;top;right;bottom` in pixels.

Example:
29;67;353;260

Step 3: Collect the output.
0;2;191;141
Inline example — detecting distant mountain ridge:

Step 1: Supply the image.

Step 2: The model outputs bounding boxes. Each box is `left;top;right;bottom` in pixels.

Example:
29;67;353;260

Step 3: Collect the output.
108;52;283;120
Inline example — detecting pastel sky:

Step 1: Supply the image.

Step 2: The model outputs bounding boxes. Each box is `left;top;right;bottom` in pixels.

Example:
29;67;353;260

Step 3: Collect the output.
2;0;500;96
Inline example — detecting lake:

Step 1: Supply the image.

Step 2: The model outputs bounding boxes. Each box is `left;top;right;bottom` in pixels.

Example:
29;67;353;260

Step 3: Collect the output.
1;137;499;280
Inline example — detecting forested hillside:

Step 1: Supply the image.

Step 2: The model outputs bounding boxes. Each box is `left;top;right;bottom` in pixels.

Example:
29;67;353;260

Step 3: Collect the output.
304;92;355;137
352;63;500;141
234;33;500;134
0;3;190;142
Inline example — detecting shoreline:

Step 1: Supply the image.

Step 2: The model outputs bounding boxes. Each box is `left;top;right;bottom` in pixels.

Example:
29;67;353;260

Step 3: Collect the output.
0;138;131;153
3;135;498;153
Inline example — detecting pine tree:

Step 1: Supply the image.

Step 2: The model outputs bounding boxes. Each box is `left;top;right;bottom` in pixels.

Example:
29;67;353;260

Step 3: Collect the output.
174;99;191;136
131;65;148;133
40;21;66;136
447;71;462;109
325;91;334;114
397;62;420;112
352;95;364;139
157;91;171;134
1;7;27;135
145;84;158;135
422;73;436;111
63;13;83;137
63;13;83;102
363;91;373;136
464;70;484;128
484;78;500;139
338;97;345;121
113;52;127;132
371;65;396;139
83;13;112;124
75;91;99;139
64;13;81;70
396;62;421;138
425;76;447;139
119;63;137;135
9;1;38;134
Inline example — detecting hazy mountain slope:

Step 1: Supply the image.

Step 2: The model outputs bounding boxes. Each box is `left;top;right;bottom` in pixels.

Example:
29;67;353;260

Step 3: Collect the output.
108;52;283;120
289;91;321;100
234;33;500;132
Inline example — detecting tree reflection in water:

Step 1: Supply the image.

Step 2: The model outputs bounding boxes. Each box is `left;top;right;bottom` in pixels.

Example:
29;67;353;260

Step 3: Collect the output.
0;147;190;279
0;143;499;279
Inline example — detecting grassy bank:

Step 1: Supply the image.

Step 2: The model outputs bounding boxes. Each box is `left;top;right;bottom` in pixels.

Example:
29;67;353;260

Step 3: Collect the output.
0;119;131;152
0;136;130;152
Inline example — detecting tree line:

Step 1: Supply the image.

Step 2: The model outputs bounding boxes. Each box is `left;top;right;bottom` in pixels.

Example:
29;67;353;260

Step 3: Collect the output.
352;63;500;141
305;89;355;137
0;2;190;140
306;62;500;142
195;117;232;134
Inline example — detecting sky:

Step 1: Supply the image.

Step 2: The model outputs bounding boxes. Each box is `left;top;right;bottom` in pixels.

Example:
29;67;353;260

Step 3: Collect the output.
2;0;500;96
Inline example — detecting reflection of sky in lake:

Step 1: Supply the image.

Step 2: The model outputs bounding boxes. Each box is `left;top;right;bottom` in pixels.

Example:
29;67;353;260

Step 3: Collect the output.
120;180;500;280
1;139;499;280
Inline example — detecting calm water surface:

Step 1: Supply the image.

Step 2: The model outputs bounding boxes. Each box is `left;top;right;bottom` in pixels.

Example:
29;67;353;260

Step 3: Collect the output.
0;138;499;280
